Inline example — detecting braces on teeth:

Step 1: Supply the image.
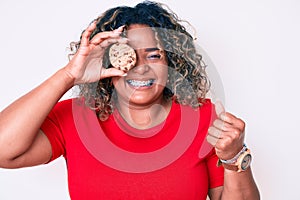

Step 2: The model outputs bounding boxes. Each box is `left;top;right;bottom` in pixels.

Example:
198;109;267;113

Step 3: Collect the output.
127;80;154;87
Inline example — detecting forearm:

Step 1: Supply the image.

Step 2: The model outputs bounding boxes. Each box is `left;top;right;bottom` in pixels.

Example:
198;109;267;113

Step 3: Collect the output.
221;167;260;200
0;67;74;161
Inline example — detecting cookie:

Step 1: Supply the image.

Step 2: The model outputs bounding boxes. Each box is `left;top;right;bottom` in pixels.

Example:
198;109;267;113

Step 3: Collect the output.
109;43;137;72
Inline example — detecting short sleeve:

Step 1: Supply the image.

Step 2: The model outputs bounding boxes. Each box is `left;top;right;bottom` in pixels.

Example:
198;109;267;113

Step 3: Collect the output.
206;148;224;188
40;101;67;163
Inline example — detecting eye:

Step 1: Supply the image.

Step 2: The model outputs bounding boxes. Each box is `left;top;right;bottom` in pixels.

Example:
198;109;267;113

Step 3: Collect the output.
147;53;162;60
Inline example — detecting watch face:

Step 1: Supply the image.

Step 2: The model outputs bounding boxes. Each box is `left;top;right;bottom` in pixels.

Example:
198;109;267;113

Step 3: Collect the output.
241;154;252;170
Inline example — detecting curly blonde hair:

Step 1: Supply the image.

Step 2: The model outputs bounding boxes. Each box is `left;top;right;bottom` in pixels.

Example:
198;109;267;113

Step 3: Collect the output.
69;1;210;121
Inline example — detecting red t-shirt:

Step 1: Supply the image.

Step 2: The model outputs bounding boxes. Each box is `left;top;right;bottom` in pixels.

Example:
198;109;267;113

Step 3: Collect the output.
41;98;224;200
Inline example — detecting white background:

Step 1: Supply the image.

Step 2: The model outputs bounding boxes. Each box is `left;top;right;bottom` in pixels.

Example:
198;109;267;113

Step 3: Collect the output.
0;0;299;199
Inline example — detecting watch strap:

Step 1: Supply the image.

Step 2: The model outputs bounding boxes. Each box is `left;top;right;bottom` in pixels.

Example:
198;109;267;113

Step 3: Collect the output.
217;144;252;172
221;162;239;171
219;144;247;164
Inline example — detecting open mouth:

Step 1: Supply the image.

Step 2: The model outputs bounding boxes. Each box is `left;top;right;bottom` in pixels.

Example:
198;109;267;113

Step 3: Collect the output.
126;79;155;87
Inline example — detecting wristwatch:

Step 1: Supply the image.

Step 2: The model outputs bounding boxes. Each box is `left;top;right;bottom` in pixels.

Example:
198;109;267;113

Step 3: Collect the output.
218;144;252;172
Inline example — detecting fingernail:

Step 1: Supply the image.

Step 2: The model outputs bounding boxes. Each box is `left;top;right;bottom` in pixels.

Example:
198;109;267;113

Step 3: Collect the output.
121;73;127;77
220;113;226;121
117;25;125;30
113;25;125;33
208;127;212;133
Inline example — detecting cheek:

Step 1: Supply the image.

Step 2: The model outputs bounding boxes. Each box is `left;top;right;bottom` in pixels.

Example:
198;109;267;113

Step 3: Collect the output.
112;77;133;100
112;77;124;90
159;67;169;84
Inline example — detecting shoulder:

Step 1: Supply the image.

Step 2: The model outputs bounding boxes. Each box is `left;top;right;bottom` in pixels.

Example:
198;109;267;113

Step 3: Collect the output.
51;98;79;113
54;98;73;109
47;98;75;121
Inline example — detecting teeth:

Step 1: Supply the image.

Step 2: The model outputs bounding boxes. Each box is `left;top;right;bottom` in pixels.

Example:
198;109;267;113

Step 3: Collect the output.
127;79;154;87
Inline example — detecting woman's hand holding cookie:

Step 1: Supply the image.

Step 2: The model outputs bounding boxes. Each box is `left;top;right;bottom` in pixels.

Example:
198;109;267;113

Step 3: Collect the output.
64;22;128;84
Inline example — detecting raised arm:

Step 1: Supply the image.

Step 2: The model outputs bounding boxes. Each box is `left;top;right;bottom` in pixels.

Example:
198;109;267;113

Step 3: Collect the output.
0;22;126;168
207;102;260;200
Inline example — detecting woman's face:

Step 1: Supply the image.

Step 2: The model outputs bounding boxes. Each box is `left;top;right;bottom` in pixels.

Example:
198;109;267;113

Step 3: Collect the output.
112;24;168;107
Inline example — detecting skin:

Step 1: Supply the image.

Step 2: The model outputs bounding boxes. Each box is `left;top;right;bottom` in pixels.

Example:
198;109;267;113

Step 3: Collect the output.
0;22;260;199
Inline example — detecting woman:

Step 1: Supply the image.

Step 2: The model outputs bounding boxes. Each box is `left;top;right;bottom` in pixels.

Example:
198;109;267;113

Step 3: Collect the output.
0;1;260;199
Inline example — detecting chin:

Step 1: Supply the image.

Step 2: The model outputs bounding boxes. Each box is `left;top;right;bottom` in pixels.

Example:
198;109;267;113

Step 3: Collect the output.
128;96;157;106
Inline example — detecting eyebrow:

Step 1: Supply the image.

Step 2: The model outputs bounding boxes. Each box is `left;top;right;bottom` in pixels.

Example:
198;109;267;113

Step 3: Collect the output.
144;47;160;52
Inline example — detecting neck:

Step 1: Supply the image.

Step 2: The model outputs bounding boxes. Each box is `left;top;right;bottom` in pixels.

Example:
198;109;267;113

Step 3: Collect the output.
115;97;172;130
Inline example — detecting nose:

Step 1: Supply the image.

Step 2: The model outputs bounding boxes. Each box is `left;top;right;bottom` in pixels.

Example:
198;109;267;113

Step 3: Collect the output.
132;62;150;75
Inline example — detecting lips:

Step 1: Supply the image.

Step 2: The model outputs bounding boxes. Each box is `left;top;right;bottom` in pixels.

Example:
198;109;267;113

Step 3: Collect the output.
126;79;155;87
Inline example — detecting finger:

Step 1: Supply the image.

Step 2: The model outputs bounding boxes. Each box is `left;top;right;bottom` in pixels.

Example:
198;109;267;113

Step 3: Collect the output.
220;130;241;142
207;125;225;146
206;134;219;147
89;25;126;45
213;117;244;143
112;25;126;33
81;21;97;47
208;126;223;139
89;31;122;45
213;119;232;132
100;68;127;79
96;37;129;49
220;112;245;131
214;101;239;126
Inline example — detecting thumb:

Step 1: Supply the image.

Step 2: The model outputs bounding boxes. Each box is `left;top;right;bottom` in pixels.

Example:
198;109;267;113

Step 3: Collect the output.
215;100;225;118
